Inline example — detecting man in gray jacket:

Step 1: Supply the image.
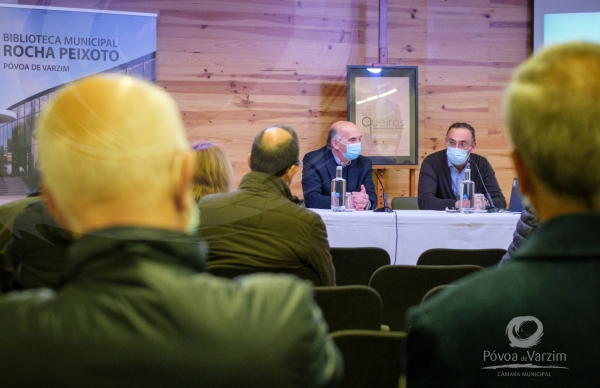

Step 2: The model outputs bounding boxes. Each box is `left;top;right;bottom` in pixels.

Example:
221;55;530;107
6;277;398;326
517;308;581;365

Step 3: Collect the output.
0;75;341;387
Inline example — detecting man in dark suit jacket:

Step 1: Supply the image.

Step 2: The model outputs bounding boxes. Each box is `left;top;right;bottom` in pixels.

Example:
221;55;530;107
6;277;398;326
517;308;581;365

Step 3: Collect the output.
418;122;506;210
302;121;377;210
405;42;600;387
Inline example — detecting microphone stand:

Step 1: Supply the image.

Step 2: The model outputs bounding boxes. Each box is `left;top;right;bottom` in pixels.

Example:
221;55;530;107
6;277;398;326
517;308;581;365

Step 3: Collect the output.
470;158;499;213
372;169;392;213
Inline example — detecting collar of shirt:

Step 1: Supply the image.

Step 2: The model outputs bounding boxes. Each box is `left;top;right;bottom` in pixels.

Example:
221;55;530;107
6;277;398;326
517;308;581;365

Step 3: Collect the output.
332;150;350;167
448;157;470;200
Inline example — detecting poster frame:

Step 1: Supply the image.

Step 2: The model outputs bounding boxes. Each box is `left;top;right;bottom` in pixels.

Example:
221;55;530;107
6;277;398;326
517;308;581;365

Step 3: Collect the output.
346;65;419;166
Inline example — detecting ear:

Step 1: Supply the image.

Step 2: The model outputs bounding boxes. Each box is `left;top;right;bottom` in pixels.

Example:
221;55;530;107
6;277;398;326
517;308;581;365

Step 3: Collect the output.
175;151;196;212
331;138;340;151
41;186;70;228
511;150;534;198
284;165;299;185
247;153;252;169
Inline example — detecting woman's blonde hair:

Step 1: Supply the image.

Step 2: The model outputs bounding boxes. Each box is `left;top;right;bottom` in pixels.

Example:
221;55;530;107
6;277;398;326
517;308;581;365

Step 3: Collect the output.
191;141;234;201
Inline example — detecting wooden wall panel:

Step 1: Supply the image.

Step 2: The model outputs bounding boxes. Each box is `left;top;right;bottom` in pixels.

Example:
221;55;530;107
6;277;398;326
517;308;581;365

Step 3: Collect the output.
20;0;532;202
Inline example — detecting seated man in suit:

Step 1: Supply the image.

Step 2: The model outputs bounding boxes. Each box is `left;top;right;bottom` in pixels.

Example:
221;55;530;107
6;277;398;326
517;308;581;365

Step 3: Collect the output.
0;75;341;387
302;121;377;210
197;125;336;286
405;42;600;387
418;122;506;210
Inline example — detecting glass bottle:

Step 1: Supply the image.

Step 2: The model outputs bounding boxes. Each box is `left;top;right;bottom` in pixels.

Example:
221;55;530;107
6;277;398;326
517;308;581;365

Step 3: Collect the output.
460;168;475;214
331;166;346;212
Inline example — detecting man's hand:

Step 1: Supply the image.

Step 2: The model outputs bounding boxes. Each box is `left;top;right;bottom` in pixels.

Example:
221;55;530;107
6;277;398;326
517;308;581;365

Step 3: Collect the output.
352;185;370;211
455;199;471;209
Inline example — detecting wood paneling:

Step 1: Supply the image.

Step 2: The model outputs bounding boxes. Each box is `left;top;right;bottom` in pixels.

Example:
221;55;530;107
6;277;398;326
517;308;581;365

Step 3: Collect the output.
20;0;532;202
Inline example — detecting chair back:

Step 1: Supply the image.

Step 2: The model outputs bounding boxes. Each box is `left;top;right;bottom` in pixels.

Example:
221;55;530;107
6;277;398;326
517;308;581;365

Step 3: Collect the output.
417;248;506;268
205;264;321;286
330;247;390;286
421;284;458;305
391;196;419;210
368;265;483;331
313;286;382;332
331;330;405;388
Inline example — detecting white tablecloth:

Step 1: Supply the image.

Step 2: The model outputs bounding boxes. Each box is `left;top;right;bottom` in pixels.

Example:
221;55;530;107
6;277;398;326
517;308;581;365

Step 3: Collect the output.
310;209;520;266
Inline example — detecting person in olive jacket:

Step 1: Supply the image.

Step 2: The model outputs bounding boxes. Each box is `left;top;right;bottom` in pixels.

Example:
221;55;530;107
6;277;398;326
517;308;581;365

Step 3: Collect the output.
198;125;336;286
0;75;342;388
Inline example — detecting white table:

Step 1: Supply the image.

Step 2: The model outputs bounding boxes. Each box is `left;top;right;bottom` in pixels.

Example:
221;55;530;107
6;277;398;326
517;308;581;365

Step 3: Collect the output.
310;209;520;265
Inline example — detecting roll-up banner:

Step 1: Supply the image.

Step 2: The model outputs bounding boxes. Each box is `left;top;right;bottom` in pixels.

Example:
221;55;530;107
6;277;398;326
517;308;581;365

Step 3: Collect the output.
0;4;157;194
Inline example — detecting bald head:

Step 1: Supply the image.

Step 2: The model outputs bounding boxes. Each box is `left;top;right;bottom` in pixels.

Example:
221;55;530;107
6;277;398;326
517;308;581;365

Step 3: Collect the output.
327;121;361;149
37;74;189;227
250;125;299;176
262;126;294;147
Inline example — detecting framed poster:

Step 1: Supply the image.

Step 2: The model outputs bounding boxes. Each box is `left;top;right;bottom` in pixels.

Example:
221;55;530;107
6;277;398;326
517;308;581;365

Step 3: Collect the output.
347;66;418;165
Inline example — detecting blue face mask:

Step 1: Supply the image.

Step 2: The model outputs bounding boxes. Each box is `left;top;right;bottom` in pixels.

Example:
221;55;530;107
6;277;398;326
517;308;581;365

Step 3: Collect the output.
342;142;362;161
447;147;469;166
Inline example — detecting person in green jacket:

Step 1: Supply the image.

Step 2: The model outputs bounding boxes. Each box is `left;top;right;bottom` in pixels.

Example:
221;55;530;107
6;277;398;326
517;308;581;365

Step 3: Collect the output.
0;74;342;388
405;42;600;387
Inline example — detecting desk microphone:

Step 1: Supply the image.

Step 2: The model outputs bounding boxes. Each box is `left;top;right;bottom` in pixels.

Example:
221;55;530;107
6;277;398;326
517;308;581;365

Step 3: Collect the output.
372;169;392;213
469;157;499;213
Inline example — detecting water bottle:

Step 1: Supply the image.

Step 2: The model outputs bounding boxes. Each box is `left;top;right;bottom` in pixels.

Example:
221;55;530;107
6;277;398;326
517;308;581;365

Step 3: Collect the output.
331;165;346;211
460;168;475;214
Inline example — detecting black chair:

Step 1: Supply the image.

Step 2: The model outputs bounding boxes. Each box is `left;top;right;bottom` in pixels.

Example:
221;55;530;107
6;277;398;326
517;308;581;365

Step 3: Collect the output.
369;265;484;331
330;247;390;286
205;264;321;286
331;330;405;388
391;196;419;210
417;248;507;268
313;286;383;332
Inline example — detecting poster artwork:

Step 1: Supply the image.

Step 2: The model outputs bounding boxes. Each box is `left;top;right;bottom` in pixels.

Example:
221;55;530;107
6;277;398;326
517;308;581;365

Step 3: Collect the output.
0;5;156;191
355;77;411;157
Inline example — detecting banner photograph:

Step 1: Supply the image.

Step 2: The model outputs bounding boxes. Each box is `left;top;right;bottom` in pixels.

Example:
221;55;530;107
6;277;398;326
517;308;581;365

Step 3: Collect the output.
0;4;156;194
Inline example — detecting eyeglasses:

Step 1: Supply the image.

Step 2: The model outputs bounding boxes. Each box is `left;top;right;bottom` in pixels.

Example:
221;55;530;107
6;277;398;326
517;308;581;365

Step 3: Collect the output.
294;160;301;166
446;140;473;150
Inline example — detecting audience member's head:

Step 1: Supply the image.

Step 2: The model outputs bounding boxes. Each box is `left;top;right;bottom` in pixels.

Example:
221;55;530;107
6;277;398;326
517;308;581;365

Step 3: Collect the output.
36;75;196;234
249;124;300;184
504;42;600;218
191;141;233;201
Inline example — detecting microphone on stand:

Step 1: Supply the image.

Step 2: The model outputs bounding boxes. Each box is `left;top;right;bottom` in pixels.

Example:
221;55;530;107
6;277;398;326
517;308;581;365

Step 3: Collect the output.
372;169;392;213
469;157;499;213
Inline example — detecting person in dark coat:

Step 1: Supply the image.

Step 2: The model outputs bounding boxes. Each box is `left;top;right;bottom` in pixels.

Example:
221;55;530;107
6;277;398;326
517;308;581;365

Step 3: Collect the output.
499;203;539;267
302;121;376;210
10;199;73;289
0;194;40;293
418;122;506;211
405;42;600;387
